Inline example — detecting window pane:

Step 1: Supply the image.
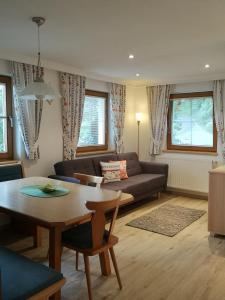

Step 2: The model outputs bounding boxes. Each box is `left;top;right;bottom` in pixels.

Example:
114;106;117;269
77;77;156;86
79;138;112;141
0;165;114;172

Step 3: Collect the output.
0;83;7;153
171;97;213;147
78;95;106;147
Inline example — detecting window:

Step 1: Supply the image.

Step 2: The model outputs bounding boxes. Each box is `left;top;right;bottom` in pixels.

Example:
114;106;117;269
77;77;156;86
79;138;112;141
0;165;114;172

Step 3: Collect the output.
167;92;217;152
77;90;108;152
0;76;13;159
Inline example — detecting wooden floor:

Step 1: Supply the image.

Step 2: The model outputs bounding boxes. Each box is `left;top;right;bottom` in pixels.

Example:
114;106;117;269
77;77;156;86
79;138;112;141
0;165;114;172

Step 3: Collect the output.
2;194;225;300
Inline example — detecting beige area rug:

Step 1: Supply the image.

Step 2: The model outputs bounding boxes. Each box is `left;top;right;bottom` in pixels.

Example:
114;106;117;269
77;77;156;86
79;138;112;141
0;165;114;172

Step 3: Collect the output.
127;204;206;237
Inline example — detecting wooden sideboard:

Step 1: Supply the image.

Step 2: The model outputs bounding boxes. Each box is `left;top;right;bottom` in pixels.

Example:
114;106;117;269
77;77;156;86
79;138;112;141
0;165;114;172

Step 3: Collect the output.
208;165;225;235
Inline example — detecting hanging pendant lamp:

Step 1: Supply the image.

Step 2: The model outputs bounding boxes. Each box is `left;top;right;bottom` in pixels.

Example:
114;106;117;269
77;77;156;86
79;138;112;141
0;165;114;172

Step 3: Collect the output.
20;17;59;102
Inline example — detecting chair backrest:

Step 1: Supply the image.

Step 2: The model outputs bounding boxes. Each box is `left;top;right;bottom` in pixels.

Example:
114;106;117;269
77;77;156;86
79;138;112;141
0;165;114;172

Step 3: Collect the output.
0;161;24;182
86;191;121;250
74;172;104;188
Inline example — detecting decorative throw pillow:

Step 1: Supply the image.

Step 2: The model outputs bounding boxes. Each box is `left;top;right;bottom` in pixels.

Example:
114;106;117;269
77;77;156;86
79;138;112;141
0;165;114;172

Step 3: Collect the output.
100;161;121;183
110;160;128;180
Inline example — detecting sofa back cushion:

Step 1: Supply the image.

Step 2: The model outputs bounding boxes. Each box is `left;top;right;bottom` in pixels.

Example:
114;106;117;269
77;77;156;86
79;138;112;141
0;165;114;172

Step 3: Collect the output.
92;154;118;176
54;158;96;177
118;152;142;177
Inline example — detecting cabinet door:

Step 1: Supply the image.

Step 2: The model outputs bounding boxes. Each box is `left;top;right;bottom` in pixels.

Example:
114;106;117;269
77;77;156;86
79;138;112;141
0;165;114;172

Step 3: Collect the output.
208;173;225;235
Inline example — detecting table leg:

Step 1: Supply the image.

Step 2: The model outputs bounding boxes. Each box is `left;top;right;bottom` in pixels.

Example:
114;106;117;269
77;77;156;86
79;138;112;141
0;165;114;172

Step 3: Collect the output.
33;226;42;248
49;227;62;300
99;250;111;276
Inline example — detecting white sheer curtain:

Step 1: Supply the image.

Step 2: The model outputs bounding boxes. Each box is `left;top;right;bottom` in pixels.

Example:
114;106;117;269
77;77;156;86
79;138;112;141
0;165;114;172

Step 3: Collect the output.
60;72;86;160
11;61;44;160
213;80;225;159
109;83;126;153
146;85;172;155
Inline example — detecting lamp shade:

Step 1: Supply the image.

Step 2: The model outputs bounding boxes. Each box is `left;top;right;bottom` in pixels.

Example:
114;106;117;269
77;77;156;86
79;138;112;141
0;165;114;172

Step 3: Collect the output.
136;112;142;122
20;81;60;101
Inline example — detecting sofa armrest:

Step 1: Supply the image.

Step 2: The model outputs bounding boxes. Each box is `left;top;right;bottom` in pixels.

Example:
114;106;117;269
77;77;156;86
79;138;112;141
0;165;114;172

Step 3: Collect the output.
48;175;80;184
140;161;168;189
140;161;168;174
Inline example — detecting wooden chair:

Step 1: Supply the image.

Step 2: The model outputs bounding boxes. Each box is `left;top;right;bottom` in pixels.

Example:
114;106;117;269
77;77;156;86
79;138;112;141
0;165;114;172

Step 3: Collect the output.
62;192;122;300
73;172;104;188
73;172;104;269
47;174;104;262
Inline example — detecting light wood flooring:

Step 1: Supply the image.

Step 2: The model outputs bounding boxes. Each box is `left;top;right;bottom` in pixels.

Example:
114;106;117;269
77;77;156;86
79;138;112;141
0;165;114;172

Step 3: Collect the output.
2;194;225;300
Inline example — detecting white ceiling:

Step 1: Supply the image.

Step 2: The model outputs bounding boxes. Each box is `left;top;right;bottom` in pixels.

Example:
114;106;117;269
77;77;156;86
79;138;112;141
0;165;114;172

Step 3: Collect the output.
1;0;225;85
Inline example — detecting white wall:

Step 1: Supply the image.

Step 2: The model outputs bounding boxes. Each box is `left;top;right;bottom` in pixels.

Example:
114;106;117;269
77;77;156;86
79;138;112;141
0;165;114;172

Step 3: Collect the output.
124;85;150;160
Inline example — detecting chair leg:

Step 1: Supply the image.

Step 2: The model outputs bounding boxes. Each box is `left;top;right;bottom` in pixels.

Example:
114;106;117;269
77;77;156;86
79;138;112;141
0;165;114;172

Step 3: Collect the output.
109;247;122;289
76;251;79;270
83;254;93;300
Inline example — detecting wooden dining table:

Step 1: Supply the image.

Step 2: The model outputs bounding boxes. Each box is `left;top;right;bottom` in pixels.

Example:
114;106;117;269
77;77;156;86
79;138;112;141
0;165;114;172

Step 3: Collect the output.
0;177;133;300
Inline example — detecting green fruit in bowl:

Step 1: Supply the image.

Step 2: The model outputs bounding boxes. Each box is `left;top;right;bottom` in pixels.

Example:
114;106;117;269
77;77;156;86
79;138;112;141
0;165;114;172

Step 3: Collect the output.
39;183;56;193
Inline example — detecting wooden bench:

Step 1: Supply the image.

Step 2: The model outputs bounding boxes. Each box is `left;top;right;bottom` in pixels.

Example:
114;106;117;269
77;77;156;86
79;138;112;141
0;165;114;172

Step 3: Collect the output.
0;246;65;299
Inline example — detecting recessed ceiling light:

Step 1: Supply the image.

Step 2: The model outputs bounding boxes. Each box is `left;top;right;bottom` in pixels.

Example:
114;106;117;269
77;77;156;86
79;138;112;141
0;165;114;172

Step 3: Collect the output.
136;73;140;77
205;64;210;68
129;54;134;59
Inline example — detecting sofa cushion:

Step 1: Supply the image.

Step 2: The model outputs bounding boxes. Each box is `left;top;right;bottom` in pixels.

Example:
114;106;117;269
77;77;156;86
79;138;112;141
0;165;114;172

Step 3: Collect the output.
102;173;165;197
54;158;96;177
118;152;142;177
0;246;63;300
92;154;118;176
110;160;128;179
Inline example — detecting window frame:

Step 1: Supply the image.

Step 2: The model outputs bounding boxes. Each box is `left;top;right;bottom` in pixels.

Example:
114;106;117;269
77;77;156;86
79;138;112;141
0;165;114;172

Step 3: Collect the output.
167;91;217;153
0;76;13;160
77;89;108;153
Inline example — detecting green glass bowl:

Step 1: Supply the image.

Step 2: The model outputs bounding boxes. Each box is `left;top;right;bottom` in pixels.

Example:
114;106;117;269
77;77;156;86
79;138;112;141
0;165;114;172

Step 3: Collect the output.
38;184;56;193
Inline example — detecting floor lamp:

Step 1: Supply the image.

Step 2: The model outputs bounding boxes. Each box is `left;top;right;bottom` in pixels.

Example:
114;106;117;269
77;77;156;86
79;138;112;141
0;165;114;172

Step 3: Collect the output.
136;113;142;157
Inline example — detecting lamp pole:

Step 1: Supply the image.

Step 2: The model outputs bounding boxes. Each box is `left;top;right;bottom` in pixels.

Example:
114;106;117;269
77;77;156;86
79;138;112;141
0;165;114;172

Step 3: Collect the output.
137;119;140;157
135;112;142;157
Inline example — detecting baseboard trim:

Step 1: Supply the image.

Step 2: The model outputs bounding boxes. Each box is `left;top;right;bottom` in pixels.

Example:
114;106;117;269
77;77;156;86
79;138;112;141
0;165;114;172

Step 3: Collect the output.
167;187;208;200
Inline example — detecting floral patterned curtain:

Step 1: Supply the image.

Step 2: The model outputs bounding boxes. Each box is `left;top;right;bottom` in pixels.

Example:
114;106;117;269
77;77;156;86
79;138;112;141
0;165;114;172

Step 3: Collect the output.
213;80;225;159
146;85;172;155
60;72;86;160
109;83;126;153
11;61;44;160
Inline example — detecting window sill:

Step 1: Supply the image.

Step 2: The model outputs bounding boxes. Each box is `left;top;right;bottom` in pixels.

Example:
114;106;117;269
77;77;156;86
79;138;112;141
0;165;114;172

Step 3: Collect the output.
0;159;19;165
162;149;218;156
76;150;116;157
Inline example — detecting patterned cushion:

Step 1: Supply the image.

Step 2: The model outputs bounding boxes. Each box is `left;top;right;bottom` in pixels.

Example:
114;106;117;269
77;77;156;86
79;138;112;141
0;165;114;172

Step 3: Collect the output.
110;160;128;179
92;154;118;176
100;161;121;183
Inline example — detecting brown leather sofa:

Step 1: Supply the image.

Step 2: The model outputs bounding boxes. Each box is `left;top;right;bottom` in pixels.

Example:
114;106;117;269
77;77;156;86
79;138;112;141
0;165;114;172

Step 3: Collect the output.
50;152;168;203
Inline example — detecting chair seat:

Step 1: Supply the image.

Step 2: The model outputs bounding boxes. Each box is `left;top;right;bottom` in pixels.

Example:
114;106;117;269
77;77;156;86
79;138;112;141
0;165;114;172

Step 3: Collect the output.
0;246;63;300
62;221;109;249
